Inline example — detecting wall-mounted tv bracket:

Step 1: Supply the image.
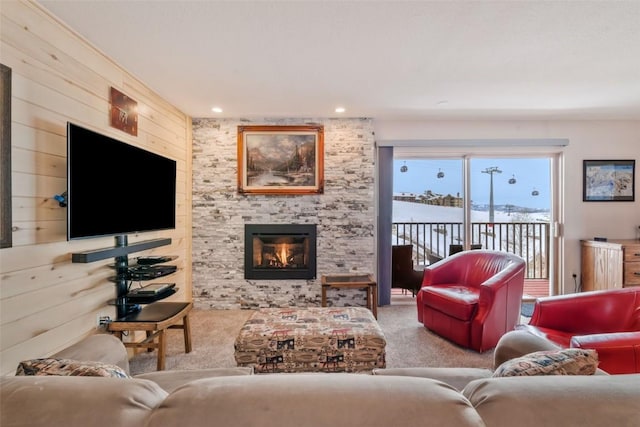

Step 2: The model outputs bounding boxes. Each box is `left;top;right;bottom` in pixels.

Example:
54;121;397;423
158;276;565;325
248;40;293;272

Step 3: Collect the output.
53;191;67;207
113;254;131;318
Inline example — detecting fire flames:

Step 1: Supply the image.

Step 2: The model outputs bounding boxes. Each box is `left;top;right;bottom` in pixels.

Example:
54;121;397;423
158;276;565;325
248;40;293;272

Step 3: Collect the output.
265;243;292;268
278;244;289;267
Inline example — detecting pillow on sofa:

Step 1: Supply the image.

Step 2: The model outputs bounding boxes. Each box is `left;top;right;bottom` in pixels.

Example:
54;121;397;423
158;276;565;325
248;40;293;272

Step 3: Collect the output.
16;358;130;378
492;348;598;377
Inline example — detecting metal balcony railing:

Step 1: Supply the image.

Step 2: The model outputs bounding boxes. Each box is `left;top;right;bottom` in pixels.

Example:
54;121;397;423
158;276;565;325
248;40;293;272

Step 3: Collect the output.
392;221;550;280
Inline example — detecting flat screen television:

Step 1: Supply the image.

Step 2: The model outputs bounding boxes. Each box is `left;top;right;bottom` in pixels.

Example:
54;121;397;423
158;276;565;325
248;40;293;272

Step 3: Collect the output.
67;122;177;241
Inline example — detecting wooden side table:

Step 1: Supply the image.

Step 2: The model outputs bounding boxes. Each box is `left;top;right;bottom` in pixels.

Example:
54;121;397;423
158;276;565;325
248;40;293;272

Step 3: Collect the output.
321;274;377;318
107;301;193;370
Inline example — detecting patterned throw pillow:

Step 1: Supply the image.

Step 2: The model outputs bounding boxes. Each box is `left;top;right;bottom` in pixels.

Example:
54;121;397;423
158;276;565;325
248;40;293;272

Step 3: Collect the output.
15;358;129;378
493;348;598;377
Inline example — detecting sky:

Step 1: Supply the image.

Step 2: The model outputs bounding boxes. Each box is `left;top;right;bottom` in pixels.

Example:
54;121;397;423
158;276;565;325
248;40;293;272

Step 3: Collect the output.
393;158;551;210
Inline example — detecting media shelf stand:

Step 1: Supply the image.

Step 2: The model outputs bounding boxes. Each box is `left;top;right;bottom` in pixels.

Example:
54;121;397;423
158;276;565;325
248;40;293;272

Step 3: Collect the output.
71;235;173;319
71;236;171;263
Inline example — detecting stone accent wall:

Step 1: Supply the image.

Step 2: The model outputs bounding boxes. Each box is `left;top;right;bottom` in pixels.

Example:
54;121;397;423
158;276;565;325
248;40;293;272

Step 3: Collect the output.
191;118;376;309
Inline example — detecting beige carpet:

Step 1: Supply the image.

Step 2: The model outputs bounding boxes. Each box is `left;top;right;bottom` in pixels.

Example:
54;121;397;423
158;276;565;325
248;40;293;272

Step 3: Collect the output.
129;295;495;375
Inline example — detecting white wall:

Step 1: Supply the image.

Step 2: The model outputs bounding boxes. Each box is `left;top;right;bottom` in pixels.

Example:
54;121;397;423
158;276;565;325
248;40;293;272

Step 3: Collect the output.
374;119;640;293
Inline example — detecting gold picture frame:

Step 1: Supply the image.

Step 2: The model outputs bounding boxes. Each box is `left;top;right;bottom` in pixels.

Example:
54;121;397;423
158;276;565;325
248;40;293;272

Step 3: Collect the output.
237;125;324;195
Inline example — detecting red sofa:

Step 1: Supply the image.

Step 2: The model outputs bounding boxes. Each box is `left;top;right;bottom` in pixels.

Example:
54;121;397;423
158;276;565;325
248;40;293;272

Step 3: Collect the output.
416;250;526;352
517;287;640;374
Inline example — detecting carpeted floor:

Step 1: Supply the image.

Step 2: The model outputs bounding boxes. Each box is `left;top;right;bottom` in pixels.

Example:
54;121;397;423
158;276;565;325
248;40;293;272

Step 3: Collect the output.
128;297;496;375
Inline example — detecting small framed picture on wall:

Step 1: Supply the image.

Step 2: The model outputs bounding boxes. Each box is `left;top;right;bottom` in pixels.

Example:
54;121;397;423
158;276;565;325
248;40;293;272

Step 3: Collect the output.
583;159;635;202
109;87;138;136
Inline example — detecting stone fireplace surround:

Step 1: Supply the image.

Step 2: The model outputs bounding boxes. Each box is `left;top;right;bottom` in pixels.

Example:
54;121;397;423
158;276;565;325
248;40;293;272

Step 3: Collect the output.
191;118;376;310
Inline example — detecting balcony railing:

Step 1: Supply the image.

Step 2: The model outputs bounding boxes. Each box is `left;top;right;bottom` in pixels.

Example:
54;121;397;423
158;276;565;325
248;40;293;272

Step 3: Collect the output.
392;221;550;280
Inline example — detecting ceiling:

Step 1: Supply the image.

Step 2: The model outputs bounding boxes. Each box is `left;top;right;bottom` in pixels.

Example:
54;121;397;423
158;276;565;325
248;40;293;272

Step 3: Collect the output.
37;1;640;121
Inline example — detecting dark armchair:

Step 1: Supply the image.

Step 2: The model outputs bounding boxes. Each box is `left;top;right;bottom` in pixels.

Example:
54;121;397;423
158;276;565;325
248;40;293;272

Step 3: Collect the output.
391;245;423;296
416;250;526;352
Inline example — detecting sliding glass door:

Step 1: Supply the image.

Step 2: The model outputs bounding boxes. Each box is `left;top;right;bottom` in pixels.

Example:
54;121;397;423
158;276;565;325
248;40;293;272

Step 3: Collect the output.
391;155;554;301
393;159;464;265
469;158;551;288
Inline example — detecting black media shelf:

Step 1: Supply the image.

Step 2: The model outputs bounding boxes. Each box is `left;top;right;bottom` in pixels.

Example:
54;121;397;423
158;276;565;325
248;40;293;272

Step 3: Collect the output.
70;236;174;318
108;288;178;305
71;238;171;263
108;265;177;282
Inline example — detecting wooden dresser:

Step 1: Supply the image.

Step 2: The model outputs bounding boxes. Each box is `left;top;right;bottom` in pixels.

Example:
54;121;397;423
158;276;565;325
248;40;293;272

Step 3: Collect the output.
580;239;640;291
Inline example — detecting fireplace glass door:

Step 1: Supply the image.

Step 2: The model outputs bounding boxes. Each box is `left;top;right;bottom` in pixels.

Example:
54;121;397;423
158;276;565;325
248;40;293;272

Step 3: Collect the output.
244;224;317;280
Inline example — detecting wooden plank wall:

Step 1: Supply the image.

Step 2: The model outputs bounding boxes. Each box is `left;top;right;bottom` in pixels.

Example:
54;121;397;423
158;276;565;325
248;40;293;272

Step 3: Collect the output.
0;1;193;375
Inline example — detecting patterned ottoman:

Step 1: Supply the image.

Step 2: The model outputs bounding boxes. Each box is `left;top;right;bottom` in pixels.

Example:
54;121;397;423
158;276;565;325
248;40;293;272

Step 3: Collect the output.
234;307;386;373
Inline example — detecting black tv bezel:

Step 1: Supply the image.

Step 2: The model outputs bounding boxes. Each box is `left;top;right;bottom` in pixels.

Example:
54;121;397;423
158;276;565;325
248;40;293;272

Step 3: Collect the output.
66;122;177;241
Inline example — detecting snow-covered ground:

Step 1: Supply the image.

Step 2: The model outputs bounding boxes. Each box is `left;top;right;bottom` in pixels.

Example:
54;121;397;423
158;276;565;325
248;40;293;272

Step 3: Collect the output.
392;201;550;269
393;200;549;223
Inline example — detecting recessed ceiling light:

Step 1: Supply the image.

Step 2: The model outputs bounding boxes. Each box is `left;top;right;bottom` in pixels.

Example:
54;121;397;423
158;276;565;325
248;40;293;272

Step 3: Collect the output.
335;107;346;113
211;107;223;113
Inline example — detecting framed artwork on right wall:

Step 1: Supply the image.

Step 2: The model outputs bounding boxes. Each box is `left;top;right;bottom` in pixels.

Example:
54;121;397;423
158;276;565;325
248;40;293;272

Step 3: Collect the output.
583;159;635;202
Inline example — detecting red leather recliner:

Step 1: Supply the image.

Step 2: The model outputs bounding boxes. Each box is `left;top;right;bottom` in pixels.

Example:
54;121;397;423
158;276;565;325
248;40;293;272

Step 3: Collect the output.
416;250;526;352
517;287;640;374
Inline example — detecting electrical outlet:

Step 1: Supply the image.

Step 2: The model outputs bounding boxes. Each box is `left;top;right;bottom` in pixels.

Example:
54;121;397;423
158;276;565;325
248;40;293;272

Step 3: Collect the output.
96;314;111;329
572;273;581;293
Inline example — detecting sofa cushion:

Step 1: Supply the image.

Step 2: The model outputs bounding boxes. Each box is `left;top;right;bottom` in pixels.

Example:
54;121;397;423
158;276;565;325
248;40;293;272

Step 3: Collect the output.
421;285;479;320
0;376;166;427
494;330;610;375
52;333;131;374
134;367;254;393
493;330;562;368
372;367;492;391
16;358;130;378
492;348;598;377
463;375;640;427
146;374;486;427
515;324;573;347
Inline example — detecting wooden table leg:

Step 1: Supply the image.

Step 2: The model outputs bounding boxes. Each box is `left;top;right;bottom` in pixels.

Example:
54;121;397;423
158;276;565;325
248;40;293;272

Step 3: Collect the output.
107;302;193;372
371;283;378;319
365;286;371;313
182;313;192;353
146;331;154;352
321;285;328;307
157;330;166;371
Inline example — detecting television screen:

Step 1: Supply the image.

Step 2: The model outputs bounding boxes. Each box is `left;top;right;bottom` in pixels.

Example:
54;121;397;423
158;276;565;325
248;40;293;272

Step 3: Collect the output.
67;122;176;240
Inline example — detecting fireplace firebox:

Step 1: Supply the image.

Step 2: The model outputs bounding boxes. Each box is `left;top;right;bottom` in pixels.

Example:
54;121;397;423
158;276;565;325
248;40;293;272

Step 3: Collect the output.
244;224;317;280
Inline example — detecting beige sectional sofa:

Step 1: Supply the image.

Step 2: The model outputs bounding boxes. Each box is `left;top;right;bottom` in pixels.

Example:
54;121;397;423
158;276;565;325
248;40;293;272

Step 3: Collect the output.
2;332;639;427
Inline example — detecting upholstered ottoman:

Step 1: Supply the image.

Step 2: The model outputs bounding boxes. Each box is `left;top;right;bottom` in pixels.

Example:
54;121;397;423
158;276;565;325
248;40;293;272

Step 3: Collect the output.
234;307;386;373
